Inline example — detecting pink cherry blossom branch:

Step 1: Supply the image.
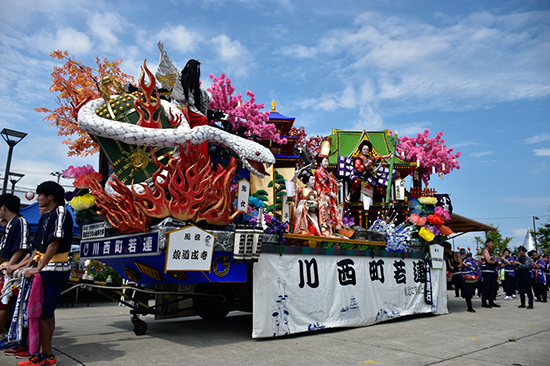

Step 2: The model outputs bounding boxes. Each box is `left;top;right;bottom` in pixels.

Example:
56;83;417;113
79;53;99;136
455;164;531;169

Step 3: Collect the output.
394;129;461;186
208;73;286;145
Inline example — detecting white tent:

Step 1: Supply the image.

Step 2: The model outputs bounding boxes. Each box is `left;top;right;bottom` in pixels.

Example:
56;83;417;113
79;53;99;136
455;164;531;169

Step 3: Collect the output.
523;228;536;252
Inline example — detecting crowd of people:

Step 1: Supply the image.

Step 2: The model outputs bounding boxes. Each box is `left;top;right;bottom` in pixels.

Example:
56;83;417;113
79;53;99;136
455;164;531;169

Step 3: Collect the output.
0;182;73;366
444;239;549;313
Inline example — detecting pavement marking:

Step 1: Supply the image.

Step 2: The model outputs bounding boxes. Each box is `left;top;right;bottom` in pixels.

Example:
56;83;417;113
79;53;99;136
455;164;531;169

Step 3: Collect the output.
363;361;380;364
528;322;535;325
468;336;480;339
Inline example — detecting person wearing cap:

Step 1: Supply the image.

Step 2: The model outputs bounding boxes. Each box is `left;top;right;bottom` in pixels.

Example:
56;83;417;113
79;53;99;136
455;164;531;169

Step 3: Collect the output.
513;246;534;309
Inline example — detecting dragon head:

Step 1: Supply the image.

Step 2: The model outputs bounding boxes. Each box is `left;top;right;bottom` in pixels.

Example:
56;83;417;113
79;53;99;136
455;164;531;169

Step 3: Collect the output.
231;138;275;178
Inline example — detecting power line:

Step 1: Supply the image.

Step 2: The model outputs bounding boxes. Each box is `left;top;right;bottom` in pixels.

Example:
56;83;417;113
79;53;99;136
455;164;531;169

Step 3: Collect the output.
471;215;550;220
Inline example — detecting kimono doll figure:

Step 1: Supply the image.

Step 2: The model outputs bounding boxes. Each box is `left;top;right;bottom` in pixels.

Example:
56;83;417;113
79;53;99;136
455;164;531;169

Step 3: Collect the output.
292;169;321;236
156;42;212;155
314;140;343;237
345;140;392;211
156;41;212;128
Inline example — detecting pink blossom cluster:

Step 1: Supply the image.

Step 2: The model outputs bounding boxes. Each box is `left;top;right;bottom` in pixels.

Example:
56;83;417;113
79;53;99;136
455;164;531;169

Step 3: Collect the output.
434;206;451;221
394;129;461;186
63;164;95;179
207;73;286;145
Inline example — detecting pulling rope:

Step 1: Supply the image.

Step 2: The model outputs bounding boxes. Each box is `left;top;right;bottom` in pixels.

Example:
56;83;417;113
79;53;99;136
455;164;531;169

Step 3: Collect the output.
0;267;34;301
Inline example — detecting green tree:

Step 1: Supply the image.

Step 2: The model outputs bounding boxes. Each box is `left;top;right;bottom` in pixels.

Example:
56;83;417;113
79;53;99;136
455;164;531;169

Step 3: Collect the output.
474;224;514;255
534;208;550;254
252;189;269;204
266;170;287;216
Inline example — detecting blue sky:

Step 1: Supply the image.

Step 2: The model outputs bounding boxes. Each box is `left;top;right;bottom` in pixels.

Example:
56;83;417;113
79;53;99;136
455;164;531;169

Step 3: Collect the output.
1;0;549;250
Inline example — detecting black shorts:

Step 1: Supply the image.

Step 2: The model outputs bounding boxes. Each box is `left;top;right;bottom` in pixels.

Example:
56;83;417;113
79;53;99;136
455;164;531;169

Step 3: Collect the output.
40;271;70;318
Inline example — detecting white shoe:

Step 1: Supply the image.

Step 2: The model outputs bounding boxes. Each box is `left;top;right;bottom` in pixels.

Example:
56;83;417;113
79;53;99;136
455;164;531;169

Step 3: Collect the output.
504;296;512;300
512;294;516;298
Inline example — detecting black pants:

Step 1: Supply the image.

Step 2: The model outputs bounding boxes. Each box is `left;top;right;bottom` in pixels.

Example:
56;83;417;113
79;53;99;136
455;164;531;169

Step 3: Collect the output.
504;274;516;297
536;282;547;302
482;271;497;306
532;277;541;300
518;272;533;307
454;274;474;311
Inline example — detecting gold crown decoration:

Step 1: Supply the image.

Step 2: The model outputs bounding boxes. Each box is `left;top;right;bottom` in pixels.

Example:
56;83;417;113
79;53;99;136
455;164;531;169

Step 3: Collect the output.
157;73;178;93
318;137;332;158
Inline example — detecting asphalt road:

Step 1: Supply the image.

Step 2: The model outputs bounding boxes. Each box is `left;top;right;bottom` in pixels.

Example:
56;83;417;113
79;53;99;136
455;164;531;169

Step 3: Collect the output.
6;291;549;366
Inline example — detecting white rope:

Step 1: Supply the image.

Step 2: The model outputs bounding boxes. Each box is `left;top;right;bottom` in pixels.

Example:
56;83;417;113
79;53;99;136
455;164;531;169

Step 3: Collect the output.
0;267;33;301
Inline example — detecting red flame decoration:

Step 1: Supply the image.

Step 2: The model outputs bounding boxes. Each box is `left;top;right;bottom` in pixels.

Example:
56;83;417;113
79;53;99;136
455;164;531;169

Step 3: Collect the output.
167;107;183;128
134;60;163;129
79;144;241;233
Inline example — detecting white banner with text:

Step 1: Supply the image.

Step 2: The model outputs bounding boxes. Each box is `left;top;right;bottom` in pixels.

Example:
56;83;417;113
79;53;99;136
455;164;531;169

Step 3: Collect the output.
252;253;447;338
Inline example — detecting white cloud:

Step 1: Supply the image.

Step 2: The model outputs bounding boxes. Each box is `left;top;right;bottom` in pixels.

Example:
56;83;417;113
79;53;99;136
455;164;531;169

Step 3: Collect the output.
453;140;481;148
155;25;203;54
54;28;93;54
284;9;550;114
316;96;339;111
392;122;432;137
533;162;549;175
534;148;550;156
352;105;383;130
24;28;93;55
523;132;550;144
211;34;254;76
470;151;493;158
87;12;125;52
296;98;319;110
278;44;318;59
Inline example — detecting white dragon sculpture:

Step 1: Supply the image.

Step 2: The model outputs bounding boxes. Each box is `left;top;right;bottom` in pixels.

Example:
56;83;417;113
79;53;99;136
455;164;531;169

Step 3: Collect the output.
78;98;275;179
77;43;275;191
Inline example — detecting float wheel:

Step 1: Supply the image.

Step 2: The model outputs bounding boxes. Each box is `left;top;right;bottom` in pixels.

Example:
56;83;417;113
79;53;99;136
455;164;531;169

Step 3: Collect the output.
193;283;232;320
132;316;148;335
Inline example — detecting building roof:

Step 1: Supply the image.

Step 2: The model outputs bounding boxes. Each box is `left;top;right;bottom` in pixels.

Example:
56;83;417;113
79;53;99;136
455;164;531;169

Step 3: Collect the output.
268;111;295;122
327;129;417;176
446;213;497;237
268;99;295;122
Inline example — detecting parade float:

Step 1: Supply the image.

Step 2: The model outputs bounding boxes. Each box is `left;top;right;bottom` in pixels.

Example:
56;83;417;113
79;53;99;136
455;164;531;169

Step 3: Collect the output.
38;44;492;338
